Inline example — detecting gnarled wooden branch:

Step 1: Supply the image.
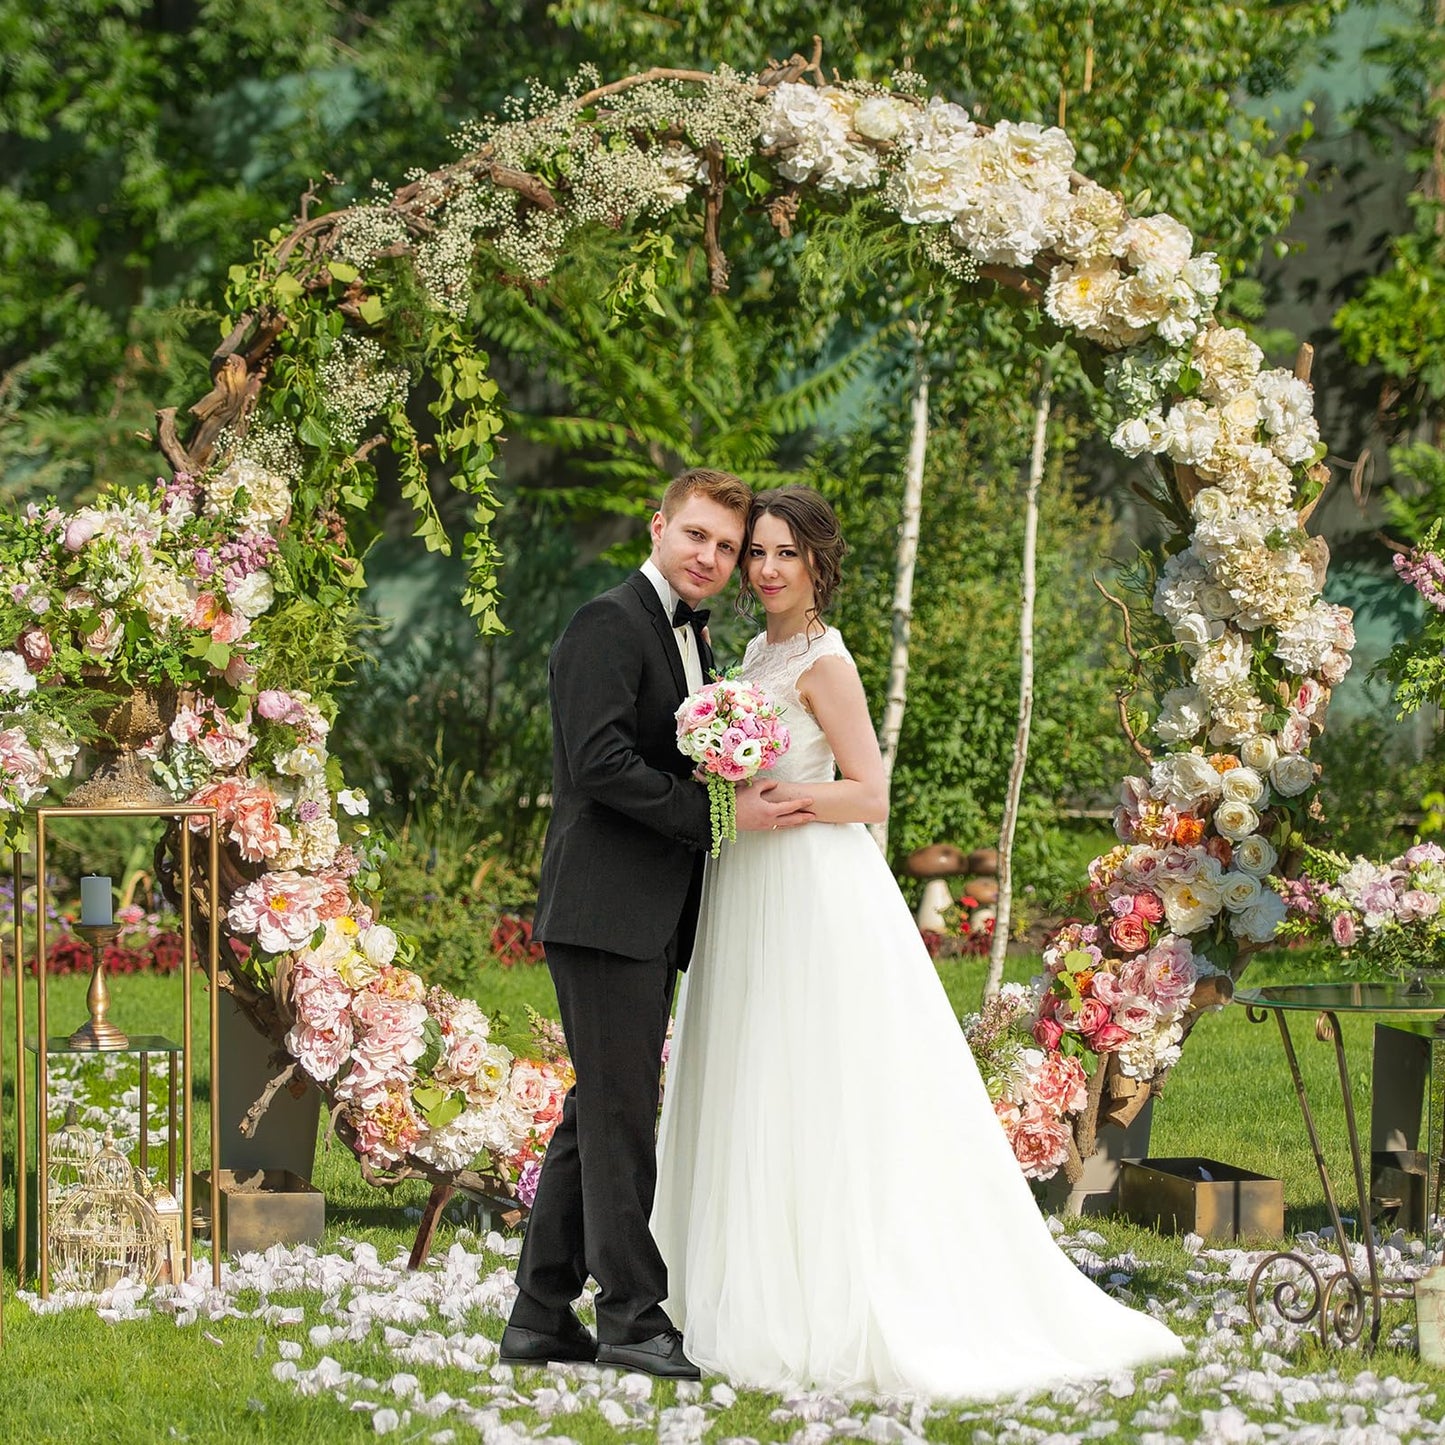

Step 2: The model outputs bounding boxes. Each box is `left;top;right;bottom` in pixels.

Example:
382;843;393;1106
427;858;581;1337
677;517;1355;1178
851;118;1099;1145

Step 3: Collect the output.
238;1061;304;1138
703;145;731;293
979;264;1045;303
1092;576;1154;763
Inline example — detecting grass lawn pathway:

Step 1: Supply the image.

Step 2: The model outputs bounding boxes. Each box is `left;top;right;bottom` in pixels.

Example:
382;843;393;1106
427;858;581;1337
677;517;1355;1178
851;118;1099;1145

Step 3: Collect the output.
6;956;1445;1440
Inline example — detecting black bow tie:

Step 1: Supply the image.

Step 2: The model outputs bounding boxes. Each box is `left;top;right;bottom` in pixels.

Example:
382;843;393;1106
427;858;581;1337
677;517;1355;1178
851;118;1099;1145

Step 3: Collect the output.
671;599;710;635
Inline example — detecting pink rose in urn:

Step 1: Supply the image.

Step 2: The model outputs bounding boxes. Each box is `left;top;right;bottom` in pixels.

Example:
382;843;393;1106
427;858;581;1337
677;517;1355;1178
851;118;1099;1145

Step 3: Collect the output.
291;959;354;1035
1033;1016;1065;1051
1072;997;1109;1035
1116;958;1151;997
1031;1053;1088;1114
1011;1103;1072;1180
444;1032;488;1081
63;513;101;552
1089;969;1124;1007
1108;913;1152;954
230;789;286;862
285;1020;353;1082
1132;890;1165;924
1144;948;1197;1006
509;1061;568;1132
1114;994;1159;1035
1331;912;1359;947
17;626;52;673
1087;1021;1131;1053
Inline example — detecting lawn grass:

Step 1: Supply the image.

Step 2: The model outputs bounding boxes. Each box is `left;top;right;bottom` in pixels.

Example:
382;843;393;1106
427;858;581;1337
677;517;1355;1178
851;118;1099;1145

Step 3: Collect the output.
1;952;1442;1442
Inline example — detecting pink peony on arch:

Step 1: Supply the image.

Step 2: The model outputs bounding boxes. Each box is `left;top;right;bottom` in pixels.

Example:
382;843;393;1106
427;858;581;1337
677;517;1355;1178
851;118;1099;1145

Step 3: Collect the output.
0;48;1350;1202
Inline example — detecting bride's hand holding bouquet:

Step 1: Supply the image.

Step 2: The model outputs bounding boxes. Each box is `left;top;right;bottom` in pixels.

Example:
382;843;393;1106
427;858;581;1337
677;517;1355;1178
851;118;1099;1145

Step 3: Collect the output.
675;674;791;856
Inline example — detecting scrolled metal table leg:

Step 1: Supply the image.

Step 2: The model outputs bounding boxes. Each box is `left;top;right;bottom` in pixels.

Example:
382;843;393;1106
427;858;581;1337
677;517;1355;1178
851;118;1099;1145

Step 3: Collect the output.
1242;1005;1372;1348
1321;1008;1384;1346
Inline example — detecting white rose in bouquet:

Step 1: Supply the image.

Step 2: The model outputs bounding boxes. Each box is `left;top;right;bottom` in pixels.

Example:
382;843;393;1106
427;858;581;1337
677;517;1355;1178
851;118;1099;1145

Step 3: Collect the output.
1231;834;1279;878
1219;766;1265;806
1174;611;1224;655
1154;685;1207;744
362;922;399;967
1111;410;1165;457
1270;753;1316;797
1234;888;1287;943
1239;734;1278;772
1190;487;1234;526
1194;325;1263;402
1151;751;1223;809
1113;212;1194;273
854;94;910;141
1219;870;1263;913
1213;799;1260;841
1161;876;1223;933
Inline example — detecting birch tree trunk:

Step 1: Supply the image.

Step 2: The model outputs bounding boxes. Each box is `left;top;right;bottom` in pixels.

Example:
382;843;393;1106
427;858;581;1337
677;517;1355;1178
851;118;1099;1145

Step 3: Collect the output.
984;360;1053;998
870;333;930;855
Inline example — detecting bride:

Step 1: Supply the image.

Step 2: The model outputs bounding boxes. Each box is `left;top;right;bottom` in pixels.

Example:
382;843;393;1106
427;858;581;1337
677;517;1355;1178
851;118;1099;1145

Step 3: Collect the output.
652;485;1185;1400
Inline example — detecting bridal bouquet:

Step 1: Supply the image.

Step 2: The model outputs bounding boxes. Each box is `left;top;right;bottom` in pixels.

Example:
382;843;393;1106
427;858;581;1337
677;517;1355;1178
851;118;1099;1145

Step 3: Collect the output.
675;674;789;857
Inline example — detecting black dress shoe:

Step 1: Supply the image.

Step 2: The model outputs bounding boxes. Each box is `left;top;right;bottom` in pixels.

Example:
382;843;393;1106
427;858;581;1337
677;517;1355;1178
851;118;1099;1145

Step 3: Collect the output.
596;1328;701;1380
498;1313;598;1365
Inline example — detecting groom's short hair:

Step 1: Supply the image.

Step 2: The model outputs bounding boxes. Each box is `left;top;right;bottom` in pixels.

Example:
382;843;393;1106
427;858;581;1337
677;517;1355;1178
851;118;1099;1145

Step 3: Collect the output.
660;468;752;520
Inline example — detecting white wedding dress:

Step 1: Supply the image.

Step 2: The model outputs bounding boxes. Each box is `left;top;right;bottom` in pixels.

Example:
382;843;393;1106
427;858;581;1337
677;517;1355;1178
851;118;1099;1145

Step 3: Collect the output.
652;627;1185;1400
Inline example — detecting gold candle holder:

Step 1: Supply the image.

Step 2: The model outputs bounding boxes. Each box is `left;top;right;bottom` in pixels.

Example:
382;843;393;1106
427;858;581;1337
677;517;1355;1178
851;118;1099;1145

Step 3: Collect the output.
69;922;128;1051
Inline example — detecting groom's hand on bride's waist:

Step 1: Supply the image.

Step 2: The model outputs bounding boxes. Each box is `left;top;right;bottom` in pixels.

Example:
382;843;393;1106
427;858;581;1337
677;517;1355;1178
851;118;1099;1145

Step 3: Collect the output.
735;779;814;831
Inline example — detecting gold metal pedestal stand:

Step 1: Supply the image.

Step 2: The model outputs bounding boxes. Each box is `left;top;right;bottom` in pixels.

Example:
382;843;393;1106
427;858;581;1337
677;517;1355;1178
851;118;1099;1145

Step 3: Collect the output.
68;922;127;1050
4;803;221;1328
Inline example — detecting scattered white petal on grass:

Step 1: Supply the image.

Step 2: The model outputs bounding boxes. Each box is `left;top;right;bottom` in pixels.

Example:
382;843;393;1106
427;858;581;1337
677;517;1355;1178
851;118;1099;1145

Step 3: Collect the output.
597;1399;632;1427
372;1407;400;1434
710;1384;738;1409
278;1340;302;1360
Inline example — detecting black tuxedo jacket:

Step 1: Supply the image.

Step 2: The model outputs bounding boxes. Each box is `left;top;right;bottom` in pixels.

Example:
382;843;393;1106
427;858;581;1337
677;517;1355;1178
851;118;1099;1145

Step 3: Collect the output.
532;571;714;963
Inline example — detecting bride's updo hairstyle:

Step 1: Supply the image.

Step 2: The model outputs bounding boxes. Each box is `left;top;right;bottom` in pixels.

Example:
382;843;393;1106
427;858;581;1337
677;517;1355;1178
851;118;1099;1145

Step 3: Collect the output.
740;485;847;622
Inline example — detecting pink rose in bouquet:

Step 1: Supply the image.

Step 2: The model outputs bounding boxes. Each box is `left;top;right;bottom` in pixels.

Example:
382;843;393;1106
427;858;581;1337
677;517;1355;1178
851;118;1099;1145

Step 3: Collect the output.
285;1020;354;1082
227;870;325;954
675;673;790;856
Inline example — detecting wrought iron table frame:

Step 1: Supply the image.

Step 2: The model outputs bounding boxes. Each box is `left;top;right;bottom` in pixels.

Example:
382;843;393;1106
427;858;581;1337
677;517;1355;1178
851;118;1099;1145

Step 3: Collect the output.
1235;982;1445;1349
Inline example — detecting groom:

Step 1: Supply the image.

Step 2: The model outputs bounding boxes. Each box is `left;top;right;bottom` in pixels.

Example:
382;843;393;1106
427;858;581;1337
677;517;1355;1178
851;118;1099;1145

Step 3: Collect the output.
500;468;813;1379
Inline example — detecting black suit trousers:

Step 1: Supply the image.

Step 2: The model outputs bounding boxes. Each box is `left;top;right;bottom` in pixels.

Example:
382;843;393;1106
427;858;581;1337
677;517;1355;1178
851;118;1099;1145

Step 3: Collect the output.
509;939;678;1344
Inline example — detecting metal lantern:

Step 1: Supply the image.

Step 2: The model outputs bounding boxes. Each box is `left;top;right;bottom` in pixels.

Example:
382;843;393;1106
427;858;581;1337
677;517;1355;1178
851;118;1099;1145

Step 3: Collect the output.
47;1104;100;1199
49;1129;165;1292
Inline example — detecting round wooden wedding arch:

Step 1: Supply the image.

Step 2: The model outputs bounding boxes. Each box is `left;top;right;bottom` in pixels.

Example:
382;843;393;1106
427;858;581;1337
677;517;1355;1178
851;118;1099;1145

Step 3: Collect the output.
3;44;1349;1239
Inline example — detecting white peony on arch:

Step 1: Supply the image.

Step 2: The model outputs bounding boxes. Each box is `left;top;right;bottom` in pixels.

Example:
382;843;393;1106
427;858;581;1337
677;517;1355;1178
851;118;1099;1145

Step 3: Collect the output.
0;49;1350;1207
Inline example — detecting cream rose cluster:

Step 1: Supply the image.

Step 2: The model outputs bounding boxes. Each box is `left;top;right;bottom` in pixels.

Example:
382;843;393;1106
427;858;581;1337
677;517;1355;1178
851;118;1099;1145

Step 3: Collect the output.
757;81;1223;352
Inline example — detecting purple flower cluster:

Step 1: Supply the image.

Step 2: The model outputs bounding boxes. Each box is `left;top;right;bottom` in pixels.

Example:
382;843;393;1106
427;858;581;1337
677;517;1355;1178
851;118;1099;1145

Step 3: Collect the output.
1274;875;1324;919
195;530;278;588
1394;547;1445;612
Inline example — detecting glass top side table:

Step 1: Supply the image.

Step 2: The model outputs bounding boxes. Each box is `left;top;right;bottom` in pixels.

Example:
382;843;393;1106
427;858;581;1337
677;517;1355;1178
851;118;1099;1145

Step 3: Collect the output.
1233;982;1445;1348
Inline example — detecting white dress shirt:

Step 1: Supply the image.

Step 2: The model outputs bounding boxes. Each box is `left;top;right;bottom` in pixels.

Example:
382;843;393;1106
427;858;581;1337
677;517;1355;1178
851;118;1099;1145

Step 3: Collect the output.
641;558;705;693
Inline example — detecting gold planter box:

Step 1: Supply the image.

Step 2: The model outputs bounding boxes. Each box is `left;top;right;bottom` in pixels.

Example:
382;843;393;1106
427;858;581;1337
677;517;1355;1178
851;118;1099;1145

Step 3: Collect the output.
1119;1157;1284;1243
194;1169;325;1255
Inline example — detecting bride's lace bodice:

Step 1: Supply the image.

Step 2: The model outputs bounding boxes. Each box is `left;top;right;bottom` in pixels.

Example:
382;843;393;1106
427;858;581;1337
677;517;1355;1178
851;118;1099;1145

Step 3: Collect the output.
741;626;855;785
